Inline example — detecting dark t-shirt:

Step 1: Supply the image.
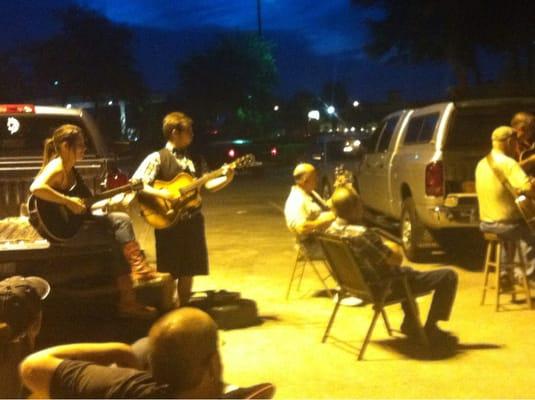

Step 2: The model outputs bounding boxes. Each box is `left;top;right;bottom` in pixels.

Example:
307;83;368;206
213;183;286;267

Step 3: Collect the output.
50;360;171;399
0;338;33;398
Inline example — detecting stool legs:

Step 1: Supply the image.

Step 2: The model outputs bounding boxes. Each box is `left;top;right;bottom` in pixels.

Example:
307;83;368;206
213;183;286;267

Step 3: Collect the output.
481;238;532;311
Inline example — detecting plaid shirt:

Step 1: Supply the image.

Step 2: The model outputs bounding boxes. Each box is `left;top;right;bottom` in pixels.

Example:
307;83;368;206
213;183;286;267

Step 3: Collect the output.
326;218;395;283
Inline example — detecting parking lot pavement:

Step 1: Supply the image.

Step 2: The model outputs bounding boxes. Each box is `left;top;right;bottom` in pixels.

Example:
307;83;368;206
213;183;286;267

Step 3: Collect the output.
182;168;535;398
42;166;535;398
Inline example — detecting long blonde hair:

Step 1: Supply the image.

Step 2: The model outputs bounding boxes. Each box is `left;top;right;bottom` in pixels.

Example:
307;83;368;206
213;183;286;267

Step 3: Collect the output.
41;124;83;168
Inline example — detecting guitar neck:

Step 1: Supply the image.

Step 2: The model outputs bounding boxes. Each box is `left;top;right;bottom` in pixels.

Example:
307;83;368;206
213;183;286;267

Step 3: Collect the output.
180;166;229;194
86;184;135;206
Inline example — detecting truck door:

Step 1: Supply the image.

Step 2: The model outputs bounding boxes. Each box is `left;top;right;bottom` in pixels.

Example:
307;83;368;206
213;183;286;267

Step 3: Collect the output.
358;115;399;212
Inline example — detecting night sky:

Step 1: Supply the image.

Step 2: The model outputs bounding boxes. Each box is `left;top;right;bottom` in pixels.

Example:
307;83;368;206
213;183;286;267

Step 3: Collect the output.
2;0;463;101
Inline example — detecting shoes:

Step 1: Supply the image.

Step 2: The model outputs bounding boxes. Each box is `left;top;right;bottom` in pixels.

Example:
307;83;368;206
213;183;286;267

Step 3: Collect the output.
118;303;158;320
223;383;276;399
333;292;363;307
499;274;514;292
424;324;459;346
401;319;458;346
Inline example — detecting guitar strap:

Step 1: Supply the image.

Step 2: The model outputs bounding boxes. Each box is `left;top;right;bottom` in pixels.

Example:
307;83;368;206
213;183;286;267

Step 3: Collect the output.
485;153;518;200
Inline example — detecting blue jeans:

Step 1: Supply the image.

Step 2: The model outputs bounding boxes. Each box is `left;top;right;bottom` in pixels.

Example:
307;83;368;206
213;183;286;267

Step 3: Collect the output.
480;221;535;277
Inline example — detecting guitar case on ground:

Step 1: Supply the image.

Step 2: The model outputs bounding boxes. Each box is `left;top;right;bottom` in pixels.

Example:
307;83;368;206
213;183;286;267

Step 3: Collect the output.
188;290;261;330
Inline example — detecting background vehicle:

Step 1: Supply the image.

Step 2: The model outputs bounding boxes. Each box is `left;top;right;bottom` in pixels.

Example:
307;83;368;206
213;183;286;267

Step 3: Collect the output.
307;134;364;198
0;104;129;218
357;98;535;261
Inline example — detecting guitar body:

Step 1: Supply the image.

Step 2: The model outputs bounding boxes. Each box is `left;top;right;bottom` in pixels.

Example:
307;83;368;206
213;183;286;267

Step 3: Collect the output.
28;188;86;242
138;154;255;229
28;181;143;242
138;173;201;230
515;194;535;232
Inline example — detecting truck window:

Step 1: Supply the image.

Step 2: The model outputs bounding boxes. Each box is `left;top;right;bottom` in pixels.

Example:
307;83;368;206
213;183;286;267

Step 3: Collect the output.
404;113;439;144
376;116;400;152
445;106;535;150
0;115;96;157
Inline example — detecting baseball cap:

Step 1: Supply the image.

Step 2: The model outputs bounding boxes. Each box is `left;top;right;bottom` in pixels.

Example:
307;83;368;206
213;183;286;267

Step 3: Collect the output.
491;126;515;141
292;163;315;177
0;276;50;341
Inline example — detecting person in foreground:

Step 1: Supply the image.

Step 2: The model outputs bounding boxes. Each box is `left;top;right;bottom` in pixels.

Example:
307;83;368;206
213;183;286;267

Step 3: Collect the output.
20;307;274;399
0;275;50;398
326;187;459;345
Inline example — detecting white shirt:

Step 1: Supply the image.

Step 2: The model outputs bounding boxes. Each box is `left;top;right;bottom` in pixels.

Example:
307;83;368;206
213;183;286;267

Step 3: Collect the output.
284;185;325;236
132;142;196;185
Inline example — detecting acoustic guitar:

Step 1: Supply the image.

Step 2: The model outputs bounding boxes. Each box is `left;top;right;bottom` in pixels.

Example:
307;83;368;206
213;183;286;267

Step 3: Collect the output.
28;180;143;242
138;154;255;229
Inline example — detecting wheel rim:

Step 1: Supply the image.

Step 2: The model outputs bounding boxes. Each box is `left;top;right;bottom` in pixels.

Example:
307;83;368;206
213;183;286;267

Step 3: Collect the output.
401;212;412;249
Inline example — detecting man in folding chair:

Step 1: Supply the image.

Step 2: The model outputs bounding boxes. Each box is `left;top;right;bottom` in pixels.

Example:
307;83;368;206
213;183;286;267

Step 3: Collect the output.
284;163;335;258
326;187;459;346
284;164;360;305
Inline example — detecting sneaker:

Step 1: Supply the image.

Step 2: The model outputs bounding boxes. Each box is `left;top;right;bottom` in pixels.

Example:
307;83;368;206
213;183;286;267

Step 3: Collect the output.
333;292;363;307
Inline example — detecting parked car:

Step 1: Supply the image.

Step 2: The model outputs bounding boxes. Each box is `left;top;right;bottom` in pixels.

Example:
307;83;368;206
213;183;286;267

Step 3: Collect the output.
357;97;535;261
0;104;129;218
307;134;364;198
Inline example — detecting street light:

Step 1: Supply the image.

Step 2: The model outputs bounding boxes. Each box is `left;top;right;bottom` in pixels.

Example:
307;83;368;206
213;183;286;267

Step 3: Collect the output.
327;105;335;115
273;105;279;111
353;100;360;107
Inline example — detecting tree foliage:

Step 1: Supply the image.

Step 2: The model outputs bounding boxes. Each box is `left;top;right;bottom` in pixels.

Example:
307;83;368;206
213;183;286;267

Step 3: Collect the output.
179;33;278;137
30;6;145;102
352;0;535;87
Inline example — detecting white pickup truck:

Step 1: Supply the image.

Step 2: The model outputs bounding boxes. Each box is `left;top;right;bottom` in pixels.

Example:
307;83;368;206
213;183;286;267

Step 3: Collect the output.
357;98;535;261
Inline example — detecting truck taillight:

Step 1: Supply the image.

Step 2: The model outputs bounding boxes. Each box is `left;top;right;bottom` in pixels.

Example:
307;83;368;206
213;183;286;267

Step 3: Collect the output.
425;161;444;196
0;104;35;113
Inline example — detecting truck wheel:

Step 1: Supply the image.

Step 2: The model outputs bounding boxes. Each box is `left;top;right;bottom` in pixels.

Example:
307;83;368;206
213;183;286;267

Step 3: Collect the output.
400;198;426;262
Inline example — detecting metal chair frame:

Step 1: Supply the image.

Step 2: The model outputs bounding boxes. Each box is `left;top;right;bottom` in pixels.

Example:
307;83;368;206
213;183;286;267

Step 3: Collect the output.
318;234;430;360
286;243;334;299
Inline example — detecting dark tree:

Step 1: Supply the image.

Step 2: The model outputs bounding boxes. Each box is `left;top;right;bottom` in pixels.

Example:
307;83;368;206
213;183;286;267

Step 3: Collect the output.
31;6;145;103
179;32;278;138
352;0;486;87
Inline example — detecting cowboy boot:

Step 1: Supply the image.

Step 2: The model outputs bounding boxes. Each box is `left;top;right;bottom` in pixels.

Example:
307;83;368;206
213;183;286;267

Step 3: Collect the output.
122;240;159;282
116;274;157;319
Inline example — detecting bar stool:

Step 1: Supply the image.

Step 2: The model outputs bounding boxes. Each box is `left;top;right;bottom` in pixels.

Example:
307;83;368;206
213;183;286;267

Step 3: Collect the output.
480;232;532;311
286;243;334;299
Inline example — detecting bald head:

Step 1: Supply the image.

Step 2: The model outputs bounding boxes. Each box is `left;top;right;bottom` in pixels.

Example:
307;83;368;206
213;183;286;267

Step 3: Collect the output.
148;307;220;393
293;163;317;192
331;186;363;224
491;126;517;157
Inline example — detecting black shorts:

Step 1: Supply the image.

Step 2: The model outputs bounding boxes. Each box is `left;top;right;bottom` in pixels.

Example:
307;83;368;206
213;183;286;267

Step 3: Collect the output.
154;212;208;277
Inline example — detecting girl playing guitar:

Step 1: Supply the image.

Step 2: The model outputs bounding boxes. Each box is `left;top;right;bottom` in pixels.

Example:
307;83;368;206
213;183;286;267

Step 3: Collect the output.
30;124;158;319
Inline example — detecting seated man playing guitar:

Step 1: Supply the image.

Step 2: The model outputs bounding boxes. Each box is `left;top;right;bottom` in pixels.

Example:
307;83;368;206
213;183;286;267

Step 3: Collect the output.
475;126;535;289
29;124;158;319
132;111;234;306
